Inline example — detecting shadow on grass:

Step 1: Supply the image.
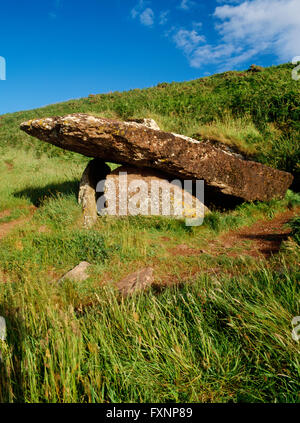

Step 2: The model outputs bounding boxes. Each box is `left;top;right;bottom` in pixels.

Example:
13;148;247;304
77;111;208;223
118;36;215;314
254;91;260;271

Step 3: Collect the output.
14;180;79;207
242;232;290;257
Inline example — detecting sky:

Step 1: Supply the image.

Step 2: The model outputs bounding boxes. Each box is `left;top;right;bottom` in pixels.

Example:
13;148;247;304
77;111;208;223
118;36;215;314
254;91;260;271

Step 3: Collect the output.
0;0;299;114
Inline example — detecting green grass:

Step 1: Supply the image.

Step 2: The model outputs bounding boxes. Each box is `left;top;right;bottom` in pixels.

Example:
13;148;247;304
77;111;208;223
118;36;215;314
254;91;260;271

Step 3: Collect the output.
0;260;299;403
0;230;109;272
0;63;299;403
288;217;300;245
0;148;299;403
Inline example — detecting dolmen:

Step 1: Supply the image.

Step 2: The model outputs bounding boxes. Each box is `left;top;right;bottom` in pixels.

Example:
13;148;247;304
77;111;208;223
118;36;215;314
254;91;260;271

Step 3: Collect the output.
20;114;293;227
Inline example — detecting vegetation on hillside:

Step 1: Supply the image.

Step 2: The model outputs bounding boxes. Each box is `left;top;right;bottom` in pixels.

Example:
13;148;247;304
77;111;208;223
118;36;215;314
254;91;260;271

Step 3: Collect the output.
0;64;299;403
0;63;299;189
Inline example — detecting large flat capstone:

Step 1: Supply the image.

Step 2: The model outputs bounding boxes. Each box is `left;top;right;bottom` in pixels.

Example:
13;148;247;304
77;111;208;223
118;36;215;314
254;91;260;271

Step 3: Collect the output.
20;114;293;202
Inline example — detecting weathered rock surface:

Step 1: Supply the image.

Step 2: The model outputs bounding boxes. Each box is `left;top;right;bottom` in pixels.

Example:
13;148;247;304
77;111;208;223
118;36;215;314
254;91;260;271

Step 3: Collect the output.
126;118;161;130
116;267;154;296
78;159;111;227
59;261;91;283
20;114;293;202
100;165;209;222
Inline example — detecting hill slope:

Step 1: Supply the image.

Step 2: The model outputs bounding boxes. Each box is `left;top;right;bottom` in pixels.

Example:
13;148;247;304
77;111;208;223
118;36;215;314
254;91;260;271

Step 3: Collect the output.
0;62;299;188
0;63;300;403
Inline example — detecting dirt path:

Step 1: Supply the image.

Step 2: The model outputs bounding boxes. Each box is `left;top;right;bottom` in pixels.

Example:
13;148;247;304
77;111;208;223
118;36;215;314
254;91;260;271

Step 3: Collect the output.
216;208;298;258
168;208;299;260
1;204;298;293
0;210;11;220
161;207;300;286
0;206;36;240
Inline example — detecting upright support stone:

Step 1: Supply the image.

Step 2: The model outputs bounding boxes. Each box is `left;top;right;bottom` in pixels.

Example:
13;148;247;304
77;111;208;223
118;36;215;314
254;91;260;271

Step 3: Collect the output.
78;159;111;228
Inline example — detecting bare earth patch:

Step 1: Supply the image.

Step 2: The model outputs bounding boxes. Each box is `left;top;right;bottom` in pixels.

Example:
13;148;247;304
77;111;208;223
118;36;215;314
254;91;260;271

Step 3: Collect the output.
0;210;11;220
167;208;299;261
168;244;204;256
158;208;299;286
217;208;299;258
4;161;14;171
0;206;36;240
0;268;9;283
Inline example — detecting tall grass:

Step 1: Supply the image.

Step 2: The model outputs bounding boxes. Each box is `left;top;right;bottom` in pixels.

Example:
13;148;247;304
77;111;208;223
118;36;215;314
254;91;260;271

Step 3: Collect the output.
0;260;299;403
0;148;299;403
288;217;300;245
0;64;299;403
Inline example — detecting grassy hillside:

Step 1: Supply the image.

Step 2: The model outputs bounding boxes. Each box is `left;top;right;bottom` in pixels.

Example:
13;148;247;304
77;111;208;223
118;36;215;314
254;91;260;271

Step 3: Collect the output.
0;62;299;188
0;63;299;403
0;148;299;403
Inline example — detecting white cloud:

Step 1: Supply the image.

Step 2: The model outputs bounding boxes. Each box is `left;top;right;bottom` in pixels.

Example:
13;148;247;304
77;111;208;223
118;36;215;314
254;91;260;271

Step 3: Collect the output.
192;22;203;30
172;0;300;70
173;29;205;54
190;43;260;69
178;0;195;11
131;1;154;27
159;10;169;25
131;0;147;19
214;0;300;62
140;8;154;26
216;0;242;4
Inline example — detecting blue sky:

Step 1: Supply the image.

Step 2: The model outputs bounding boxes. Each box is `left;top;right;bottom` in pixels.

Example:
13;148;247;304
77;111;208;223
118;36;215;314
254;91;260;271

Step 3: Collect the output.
0;0;299;114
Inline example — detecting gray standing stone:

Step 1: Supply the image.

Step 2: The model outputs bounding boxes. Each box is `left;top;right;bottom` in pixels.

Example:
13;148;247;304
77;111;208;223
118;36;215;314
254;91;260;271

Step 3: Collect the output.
78;159;111;228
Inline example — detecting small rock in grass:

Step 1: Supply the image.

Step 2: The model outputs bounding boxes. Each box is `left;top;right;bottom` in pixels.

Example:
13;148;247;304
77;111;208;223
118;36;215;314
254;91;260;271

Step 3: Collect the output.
116;267;154;296
59;261;91;283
